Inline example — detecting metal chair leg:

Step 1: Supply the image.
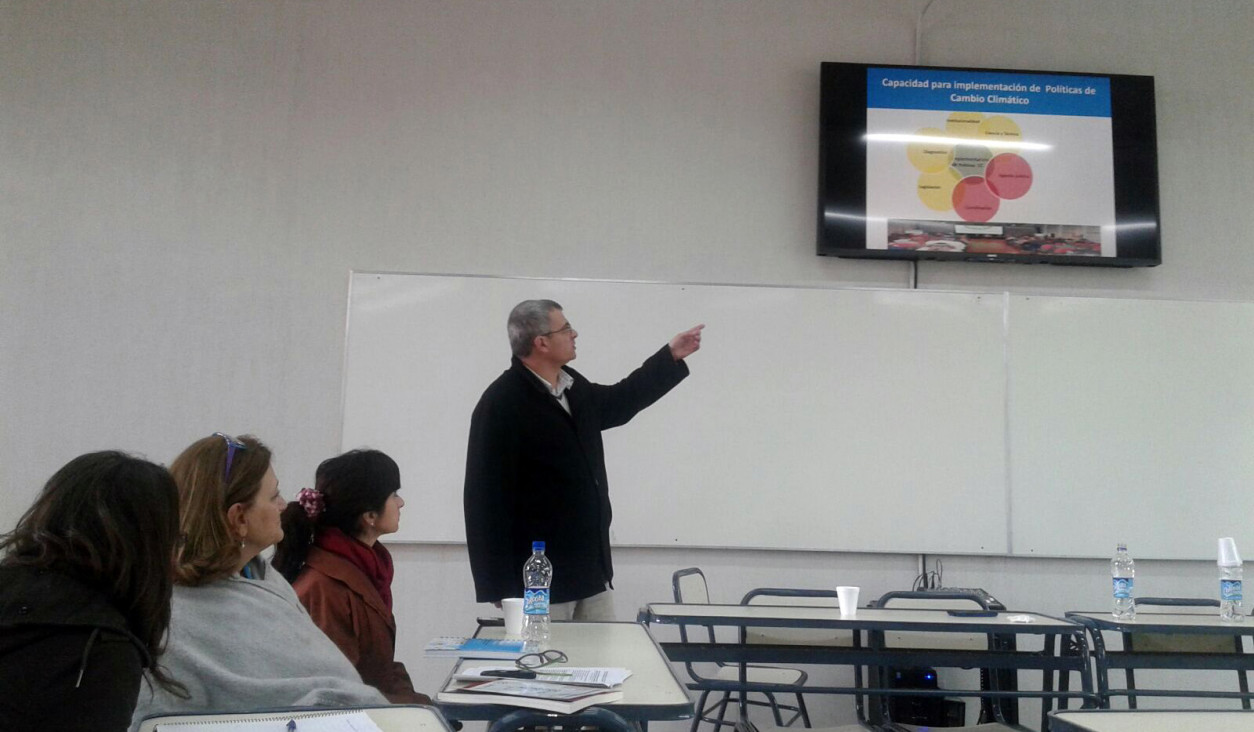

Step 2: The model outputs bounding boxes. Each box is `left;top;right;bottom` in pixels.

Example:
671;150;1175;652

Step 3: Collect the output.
764;692;784;726
713;692;733;731
691;691;712;732
1238;636;1251;710
794;693;811;727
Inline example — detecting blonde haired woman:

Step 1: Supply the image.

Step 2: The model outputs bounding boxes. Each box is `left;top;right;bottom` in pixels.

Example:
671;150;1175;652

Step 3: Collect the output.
130;434;385;730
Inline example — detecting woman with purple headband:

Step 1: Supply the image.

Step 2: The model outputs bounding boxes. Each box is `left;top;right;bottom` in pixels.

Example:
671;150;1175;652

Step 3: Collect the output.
272;449;428;704
129;434;386;730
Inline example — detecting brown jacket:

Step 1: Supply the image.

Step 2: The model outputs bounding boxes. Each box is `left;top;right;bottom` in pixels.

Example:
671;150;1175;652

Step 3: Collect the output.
292;546;429;704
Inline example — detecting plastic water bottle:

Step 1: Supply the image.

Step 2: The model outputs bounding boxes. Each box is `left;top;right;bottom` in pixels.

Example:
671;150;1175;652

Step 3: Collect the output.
1219;537;1244;623
1111;543;1136;620
522;540;553;651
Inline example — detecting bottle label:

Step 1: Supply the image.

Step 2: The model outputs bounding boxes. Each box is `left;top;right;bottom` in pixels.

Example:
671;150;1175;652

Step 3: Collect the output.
1112;577;1134;599
524;588;550;615
1222;579;1243;602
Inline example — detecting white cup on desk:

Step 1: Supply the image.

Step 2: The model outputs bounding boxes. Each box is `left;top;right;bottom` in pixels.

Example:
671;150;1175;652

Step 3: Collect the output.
837;586;860;617
501;598;525;637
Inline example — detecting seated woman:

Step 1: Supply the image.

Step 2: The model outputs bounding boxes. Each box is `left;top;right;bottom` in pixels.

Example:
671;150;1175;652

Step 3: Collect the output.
131;434;386;729
272;449;429;703
0;452;184;732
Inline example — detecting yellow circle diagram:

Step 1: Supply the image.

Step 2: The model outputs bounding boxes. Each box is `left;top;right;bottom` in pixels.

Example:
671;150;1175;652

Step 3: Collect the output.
916;168;962;211
979;115;1023;143
945;112;984;138
907;127;955;173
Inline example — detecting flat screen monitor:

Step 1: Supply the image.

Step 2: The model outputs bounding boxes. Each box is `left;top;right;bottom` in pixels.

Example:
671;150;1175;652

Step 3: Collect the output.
817;62;1160;267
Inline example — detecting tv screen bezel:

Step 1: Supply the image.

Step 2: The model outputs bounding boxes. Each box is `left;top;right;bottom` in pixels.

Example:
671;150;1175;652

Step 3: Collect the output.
817;61;1161;268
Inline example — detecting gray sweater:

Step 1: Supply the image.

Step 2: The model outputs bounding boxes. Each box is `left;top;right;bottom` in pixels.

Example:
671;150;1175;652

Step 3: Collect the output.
130;559;386;730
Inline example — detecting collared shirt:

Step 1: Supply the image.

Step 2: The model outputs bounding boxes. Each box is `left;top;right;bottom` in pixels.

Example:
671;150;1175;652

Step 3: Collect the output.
525;365;574;414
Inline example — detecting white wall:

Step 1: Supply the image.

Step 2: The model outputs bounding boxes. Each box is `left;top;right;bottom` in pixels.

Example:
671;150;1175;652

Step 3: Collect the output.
4;1;1254;728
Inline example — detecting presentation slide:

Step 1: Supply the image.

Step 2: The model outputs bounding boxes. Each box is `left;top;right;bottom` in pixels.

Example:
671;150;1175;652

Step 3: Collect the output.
864;67;1116;259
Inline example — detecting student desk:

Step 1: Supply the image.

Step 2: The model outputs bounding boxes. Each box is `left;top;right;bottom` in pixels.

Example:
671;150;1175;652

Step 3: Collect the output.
640;603;1097;729
438;621;693;731
1067;611;1254;708
1049;708;1254;731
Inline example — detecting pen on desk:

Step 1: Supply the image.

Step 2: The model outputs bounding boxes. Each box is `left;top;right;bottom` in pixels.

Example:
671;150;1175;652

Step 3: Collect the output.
483;669;536;679
481;669;575;679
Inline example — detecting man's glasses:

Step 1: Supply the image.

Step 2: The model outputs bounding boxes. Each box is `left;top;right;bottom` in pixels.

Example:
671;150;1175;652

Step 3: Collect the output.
213;432;247;481
540;323;575;338
515;649;567;670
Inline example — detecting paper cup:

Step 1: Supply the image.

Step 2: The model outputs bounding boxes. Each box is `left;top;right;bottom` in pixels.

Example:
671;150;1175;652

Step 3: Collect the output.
1220;537;1243;567
837;586;860;617
502;598;524;637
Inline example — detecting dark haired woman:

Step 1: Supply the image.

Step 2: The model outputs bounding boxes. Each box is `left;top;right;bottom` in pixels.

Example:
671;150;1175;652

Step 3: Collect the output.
272;449;428;703
130;434;386;729
0;452;185;732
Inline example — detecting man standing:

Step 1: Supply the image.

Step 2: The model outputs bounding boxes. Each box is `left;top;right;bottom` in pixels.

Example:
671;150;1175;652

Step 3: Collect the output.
464;299;703;620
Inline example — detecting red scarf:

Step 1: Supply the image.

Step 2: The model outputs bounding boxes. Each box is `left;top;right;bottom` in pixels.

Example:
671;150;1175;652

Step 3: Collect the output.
314;527;395;611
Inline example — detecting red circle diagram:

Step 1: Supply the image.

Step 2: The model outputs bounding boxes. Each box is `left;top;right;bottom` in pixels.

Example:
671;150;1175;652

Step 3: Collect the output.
952;177;1000;222
984;153;1033;200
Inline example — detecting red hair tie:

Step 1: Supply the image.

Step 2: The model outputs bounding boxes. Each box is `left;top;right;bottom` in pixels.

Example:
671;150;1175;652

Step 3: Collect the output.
297;487;325;520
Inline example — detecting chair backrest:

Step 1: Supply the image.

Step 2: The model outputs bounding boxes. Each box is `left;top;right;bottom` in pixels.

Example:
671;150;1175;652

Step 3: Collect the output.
741;587;853;647
674;567;711;604
672;567;715;645
489;707;637;732
875;590;991;650
1137;597;1221;612
1126;597;1235;654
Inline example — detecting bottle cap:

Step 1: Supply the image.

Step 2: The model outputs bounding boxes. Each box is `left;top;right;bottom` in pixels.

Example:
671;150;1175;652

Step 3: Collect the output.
532;540;545;552
1219;537;1242;567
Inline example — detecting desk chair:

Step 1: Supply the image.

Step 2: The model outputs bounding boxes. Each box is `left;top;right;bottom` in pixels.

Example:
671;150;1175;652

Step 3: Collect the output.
1120;597;1250;710
741;588;855;725
488;707;638;732
871;590;1023;732
735;718;871;732
673;568;811;732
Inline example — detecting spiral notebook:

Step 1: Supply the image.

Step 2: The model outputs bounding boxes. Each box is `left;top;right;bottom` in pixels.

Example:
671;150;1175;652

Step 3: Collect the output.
138;705;445;732
423;635;528;659
151;711;381;732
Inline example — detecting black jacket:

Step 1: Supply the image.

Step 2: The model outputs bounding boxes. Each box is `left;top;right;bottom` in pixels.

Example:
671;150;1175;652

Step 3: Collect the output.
0;565;150;732
464;345;688;603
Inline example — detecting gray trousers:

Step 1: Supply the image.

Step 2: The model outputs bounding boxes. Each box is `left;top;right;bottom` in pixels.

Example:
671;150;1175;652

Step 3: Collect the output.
549;589;615;621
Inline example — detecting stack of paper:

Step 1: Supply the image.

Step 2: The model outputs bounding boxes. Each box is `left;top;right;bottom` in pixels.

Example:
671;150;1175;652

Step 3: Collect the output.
453;666;632;688
437;679;624;714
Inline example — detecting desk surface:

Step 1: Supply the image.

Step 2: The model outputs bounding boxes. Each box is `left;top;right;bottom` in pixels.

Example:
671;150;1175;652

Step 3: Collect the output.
1069;611;1254;634
439;621;692;722
644;603;1078;633
1050;709;1254;732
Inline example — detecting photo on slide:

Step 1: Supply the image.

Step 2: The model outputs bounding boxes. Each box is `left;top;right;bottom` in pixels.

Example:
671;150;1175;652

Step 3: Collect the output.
886;220;1102;257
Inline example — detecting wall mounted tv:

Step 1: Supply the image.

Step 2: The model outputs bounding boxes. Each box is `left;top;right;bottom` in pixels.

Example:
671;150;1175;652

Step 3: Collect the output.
817;62;1160;267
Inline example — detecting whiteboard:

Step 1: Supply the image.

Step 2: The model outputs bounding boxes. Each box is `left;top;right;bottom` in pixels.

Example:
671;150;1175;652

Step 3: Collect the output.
341;273;1009;554
1008;295;1254;560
